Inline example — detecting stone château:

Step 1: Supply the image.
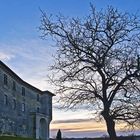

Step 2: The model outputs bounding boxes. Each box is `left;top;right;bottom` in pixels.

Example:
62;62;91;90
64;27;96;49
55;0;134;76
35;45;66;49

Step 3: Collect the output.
0;61;54;140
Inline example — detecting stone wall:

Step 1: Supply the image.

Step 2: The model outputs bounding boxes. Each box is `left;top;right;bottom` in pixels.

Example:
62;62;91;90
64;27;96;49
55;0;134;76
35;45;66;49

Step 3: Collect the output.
0;64;52;140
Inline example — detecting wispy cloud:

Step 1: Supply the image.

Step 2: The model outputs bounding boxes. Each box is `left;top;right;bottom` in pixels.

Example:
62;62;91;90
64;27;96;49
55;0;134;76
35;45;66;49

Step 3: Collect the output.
50;118;107;138
0;38;56;91
52;118;92;124
0;38;55;63
51;119;106;131
0;52;15;61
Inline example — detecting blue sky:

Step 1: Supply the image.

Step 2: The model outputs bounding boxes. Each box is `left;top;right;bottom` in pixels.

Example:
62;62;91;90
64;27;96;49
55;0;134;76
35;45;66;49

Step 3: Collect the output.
0;0;140;138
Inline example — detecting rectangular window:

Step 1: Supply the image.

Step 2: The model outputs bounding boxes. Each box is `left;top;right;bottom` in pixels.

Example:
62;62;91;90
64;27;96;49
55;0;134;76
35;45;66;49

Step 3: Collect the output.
37;107;40;113
4;95;8;105
13;99;16;109
22;87;25;96
37;94;39;101
12;81;16;91
22;103;25;112
4;74;8;85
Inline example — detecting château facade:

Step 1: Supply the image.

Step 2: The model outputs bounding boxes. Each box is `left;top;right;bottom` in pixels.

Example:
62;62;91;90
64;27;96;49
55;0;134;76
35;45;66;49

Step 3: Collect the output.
0;61;54;140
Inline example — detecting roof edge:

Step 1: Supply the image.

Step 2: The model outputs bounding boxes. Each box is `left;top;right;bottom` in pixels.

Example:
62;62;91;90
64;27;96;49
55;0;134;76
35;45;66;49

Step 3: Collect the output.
43;90;55;96
0;60;55;96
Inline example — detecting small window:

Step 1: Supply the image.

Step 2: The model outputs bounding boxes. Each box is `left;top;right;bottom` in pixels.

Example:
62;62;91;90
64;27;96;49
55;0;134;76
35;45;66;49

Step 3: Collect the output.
12;81;16;91
22;103;25;112
37;94;39;101
4;95;8;105
22;87;25;96
13;99;16;109
4;74;8;85
37;107;40;113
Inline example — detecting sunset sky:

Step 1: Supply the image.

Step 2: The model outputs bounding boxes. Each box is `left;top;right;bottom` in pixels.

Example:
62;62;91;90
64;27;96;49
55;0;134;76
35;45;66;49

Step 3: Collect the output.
0;0;140;138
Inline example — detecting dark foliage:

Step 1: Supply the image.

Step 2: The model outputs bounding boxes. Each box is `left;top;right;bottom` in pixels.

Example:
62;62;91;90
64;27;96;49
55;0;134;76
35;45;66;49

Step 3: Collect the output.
56;129;62;140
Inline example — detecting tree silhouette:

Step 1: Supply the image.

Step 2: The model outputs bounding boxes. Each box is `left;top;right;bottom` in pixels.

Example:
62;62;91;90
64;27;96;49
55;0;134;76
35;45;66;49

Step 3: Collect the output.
56;129;62;140
40;5;140;140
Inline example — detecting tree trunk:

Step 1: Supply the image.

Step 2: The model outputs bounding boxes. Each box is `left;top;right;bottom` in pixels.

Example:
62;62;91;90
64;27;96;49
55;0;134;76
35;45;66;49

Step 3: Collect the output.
105;117;117;140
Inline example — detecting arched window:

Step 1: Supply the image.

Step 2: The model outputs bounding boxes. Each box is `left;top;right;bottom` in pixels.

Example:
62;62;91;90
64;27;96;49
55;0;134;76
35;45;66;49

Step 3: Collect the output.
39;118;47;139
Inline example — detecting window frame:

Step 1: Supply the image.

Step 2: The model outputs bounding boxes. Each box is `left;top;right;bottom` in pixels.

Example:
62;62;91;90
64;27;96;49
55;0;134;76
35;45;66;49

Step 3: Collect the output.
37;107;40;113
4;95;8;105
12;81;16;91
4;74;8;85
22;87;25;96
37;94;40;101
22;103;25;112
13;99;16;110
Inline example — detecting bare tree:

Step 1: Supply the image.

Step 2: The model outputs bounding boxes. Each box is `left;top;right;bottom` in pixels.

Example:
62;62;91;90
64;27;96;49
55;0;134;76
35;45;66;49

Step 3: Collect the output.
39;6;140;140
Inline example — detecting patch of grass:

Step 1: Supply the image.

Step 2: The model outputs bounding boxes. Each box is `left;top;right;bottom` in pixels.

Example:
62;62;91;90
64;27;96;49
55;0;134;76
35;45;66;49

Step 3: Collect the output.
0;136;35;140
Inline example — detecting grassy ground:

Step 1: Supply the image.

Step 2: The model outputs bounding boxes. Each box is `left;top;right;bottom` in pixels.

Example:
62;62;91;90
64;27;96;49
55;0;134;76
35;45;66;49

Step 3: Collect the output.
52;135;140;140
0;136;35;140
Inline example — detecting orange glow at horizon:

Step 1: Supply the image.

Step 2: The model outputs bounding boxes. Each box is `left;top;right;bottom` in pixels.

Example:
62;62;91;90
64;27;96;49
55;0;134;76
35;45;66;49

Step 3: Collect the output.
50;119;129;132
